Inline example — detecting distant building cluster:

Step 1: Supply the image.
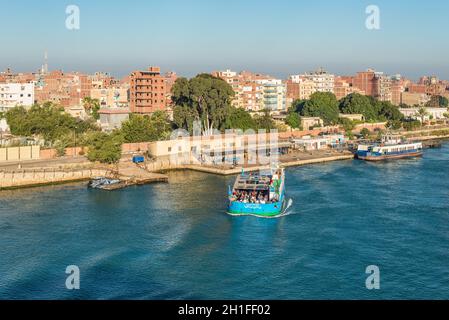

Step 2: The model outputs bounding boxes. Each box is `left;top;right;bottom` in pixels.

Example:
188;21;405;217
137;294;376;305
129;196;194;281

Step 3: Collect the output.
213;67;449;113
1;55;449;131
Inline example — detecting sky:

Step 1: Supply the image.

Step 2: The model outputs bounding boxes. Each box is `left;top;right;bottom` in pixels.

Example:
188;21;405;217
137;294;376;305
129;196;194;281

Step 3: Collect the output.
1;0;449;80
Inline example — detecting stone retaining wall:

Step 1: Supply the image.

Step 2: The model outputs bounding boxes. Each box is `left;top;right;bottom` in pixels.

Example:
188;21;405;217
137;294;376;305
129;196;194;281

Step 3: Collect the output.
0;168;113;189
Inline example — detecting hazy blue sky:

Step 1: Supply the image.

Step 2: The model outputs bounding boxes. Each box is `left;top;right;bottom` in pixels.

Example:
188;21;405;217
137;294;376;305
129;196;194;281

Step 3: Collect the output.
1;0;449;79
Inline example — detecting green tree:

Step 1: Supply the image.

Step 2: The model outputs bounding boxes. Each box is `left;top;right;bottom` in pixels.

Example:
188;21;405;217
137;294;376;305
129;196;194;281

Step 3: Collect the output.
440;96;449;107
360;128;370;138
121;111;172;143
225;107;257;131
254;109;276;130
171;74;235;134
339;93;377;121
285;111;301;129
86;131;124;164
296;92;339;125
426;95;449;108
378;101;404;122
5;103;98;145
402;119;421;131
339;118;356;132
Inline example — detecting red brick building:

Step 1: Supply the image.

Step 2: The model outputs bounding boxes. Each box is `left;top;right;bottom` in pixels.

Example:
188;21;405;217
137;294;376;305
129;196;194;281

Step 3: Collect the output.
353;70;376;96
129;67;166;114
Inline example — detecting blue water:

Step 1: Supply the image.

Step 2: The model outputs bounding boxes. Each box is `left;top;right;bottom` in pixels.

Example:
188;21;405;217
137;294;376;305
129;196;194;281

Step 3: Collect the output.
0;143;449;300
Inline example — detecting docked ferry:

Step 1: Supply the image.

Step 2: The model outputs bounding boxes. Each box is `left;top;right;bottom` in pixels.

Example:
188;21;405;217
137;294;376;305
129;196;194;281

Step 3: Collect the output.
356;134;423;161
227;168;285;217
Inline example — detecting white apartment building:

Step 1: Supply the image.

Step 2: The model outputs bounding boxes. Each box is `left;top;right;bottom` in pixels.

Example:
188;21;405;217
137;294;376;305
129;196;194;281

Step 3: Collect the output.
0;83;35;111
256;79;286;111
302;69;334;93
291;68;335;94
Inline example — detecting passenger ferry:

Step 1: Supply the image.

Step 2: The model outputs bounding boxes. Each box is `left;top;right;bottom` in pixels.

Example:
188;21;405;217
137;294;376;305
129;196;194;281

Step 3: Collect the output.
356;134;423;161
227;168;285;217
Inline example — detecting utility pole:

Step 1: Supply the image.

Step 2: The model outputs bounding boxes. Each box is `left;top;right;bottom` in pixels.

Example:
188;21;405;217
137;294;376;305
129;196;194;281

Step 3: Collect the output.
73;126;77;157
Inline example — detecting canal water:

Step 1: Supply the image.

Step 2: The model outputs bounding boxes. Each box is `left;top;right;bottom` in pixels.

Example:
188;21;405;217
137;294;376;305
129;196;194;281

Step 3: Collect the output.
0;143;448;299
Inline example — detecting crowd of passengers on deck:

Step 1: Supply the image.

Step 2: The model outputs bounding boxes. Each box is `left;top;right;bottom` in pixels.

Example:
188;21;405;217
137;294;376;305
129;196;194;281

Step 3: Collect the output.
231;190;279;204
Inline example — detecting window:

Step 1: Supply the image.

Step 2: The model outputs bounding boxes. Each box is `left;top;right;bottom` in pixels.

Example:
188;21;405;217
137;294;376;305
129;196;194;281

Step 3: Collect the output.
168;147;172;152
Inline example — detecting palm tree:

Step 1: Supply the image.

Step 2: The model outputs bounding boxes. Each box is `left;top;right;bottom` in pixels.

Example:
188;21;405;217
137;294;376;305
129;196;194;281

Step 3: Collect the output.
415;107;429;125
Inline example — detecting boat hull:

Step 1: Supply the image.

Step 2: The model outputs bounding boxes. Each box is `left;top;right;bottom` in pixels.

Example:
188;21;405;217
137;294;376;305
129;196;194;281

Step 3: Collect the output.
357;150;423;161
228;200;285;217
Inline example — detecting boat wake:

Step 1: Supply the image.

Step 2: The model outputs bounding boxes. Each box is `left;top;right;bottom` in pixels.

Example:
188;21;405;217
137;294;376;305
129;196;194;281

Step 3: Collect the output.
274;198;297;218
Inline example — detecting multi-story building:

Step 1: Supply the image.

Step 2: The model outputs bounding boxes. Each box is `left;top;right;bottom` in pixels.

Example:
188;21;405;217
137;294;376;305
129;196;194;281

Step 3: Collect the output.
163;71;178;105
353;69;392;102
334;76;365;100
213;69;284;111
391;79;405;105
34;70;92;108
286;78;316;101
240;82;264;111
129;66;166;114
212;70;242;108
90;87;129;108
373;72;392;102
90;72;117;89
0;83;35;111
299;68;334;93
256;79;286;112
400;92;431;106
353;69;376;96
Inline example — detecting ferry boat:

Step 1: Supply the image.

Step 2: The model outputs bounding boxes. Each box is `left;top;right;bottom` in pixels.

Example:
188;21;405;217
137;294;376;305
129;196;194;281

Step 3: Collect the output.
356;134;423;161
227;168;285;217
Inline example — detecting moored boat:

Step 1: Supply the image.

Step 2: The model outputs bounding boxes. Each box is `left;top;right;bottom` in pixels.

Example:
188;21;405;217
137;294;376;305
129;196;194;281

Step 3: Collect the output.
356;134;423;161
227;168;285;217
88;177;122;189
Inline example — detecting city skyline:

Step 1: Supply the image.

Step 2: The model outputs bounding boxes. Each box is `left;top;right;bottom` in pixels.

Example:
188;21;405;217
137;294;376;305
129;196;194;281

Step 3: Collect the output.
1;0;449;79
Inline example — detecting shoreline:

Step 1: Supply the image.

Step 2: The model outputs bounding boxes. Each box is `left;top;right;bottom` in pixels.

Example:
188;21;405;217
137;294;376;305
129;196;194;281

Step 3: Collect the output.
1;153;355;191
1;135;448;191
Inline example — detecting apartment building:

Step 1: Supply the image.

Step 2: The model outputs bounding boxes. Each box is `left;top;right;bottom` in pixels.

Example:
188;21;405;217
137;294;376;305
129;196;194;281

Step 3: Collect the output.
213;70;285;111
129;66;166;114
353;69;392;102
300;68;335;93
0;83;35;111
334;77;365;100
374;72;392;102
286;78;316;101
90;87;129;108
256;79;286;112
400;92;431;106
391;79;405;105
353;69;376;96
34;70;92;108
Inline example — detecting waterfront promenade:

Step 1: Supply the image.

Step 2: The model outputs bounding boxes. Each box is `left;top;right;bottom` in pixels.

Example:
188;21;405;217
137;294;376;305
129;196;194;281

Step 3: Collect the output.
2;127;449;191
0;149;353;190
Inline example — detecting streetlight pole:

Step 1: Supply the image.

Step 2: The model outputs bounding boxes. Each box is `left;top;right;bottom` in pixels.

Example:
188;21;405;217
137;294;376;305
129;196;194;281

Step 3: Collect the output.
73;126;77;158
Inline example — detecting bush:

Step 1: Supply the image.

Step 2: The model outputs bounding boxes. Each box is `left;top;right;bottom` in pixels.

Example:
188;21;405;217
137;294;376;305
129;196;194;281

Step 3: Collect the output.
402;120;421;131
360;128;371;138
86;132;124;164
